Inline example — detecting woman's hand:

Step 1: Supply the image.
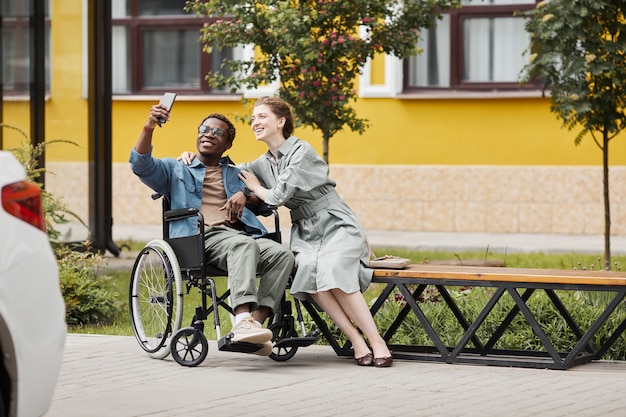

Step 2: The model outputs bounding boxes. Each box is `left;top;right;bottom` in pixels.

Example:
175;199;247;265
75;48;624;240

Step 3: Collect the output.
178;151;197;165
238;170;261;191
239;170;269;202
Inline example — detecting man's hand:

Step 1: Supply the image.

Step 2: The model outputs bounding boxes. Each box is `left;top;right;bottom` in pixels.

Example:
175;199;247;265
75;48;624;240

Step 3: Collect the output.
219;191;248;223
148;104;170;129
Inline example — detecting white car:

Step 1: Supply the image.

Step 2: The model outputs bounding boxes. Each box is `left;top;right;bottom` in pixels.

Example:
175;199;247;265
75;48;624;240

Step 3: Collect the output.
0;151;66;417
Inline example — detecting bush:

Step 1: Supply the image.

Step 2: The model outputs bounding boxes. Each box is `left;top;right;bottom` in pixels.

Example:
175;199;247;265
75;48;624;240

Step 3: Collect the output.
56;245;123;325
6;127;123;326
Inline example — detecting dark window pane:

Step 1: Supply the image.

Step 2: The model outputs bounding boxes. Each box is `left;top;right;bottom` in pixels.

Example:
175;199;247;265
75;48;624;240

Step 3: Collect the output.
138;0;188;16
210;48;234;92
1;0;49;17
142;29;200;88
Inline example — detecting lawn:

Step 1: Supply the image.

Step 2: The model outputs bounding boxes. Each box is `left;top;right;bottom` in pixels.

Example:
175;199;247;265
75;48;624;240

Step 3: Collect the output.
68;246;626;338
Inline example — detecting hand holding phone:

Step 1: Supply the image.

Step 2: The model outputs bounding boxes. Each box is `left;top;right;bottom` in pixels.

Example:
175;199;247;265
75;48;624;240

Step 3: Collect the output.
157;92;177;124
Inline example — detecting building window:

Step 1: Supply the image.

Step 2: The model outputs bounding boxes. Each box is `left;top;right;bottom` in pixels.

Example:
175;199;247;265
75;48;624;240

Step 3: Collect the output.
405;0;538;92
1;0;51;95
112;0;233;95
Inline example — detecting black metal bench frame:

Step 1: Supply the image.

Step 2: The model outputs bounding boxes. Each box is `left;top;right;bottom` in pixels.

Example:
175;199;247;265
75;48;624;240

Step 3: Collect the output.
303;265;626;370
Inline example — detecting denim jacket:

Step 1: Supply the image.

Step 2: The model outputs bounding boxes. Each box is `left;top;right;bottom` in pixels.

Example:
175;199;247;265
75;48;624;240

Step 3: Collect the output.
129;147;267;238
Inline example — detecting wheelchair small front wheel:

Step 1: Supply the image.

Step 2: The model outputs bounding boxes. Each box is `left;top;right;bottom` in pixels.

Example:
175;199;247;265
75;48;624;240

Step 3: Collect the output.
268;322;298;362
170;327;209;367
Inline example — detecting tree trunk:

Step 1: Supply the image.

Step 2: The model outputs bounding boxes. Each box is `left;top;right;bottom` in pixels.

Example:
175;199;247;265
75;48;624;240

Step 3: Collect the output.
322;131;330;164
603;130;611;270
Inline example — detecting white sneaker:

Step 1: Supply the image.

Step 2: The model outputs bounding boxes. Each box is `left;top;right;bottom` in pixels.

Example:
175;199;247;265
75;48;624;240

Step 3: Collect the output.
231;317;273;344
251;341;273;356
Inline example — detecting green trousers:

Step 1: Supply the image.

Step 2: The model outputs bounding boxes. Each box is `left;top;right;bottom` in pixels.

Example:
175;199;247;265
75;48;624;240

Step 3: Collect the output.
203;226;294;314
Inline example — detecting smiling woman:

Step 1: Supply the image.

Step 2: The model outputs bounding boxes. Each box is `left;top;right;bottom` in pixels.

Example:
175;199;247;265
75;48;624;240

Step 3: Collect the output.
235;96;394;367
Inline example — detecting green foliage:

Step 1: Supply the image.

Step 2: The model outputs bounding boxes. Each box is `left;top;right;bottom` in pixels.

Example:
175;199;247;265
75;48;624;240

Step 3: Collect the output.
3;124;87;250
369;285;626;361
184;0;459;162
82;248;626;360
521;0;626;143
57;245;123;325
520;0;626;268
373;247;626;270
4;128;123;326
308;248;626;360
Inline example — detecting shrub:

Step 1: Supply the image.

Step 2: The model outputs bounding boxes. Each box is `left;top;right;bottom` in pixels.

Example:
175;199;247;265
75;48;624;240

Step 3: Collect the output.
368;285;626;361
5;126;123;325
56;245;123;325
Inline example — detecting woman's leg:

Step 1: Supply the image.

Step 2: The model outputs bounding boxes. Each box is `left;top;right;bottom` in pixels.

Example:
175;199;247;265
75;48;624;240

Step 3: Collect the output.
330;289;391;359
310;291;372;359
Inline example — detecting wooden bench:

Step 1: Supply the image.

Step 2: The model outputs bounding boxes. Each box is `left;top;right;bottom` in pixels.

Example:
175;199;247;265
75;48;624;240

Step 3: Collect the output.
302;264;626;370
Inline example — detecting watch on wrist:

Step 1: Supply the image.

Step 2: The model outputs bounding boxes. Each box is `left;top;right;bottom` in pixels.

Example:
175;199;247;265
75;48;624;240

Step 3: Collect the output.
241;187;251;202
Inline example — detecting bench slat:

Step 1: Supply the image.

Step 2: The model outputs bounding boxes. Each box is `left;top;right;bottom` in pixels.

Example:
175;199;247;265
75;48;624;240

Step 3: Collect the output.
372;264;626;286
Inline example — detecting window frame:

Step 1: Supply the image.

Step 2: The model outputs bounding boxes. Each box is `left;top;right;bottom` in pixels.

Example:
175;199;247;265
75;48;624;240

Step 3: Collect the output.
111;13;225;95
1;1;51;95
403;2;540;93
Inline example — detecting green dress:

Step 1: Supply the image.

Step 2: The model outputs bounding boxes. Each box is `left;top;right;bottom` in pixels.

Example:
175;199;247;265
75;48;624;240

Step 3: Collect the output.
240;136;373;300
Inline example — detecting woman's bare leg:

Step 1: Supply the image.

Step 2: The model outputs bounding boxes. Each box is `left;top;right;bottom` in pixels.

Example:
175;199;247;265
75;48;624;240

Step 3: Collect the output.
331;289;391;359
311;291;371;358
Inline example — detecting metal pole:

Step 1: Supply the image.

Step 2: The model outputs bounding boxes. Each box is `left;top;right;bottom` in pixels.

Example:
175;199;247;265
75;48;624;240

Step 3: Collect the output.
30;0;46;184
87;0;120;256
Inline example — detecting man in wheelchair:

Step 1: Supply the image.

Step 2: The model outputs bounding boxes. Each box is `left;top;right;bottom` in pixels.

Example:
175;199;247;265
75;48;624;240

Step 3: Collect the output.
129;103;295;356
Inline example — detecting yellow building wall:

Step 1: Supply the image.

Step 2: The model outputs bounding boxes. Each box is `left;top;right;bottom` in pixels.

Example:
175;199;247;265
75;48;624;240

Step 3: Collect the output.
4;0;624;168
4;0;626;240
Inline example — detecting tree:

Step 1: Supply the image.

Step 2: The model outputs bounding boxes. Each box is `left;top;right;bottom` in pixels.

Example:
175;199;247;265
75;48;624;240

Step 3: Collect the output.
520;0;626;270
185;0;459;163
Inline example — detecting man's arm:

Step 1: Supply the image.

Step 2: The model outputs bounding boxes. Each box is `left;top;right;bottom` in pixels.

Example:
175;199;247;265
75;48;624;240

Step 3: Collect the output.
130;103;175;196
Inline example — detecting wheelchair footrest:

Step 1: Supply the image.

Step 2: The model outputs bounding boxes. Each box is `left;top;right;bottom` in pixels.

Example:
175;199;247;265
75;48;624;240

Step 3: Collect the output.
275;331;320;348
218;333;263;353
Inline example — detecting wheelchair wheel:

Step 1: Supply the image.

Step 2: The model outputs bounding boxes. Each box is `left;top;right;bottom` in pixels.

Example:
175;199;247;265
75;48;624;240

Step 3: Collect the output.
268;322;298;362
129;239;183;359
170;327;209;367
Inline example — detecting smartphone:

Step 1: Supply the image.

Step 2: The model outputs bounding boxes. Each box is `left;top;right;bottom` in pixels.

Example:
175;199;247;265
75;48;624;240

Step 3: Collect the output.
157;92;177;124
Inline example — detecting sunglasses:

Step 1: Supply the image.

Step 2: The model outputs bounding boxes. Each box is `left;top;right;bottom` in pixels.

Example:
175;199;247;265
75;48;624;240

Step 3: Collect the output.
198;125;225;138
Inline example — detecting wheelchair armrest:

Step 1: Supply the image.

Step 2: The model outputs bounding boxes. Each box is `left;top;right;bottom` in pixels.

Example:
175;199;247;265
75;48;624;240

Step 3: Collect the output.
164;207;200;222
252;204;278;218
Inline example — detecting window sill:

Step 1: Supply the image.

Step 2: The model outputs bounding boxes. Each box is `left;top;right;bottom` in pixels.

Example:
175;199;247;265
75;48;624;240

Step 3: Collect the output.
396;90;548;100
112;94;242;102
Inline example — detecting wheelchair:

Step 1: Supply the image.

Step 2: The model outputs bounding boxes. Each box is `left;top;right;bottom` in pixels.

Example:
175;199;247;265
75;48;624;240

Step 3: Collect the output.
128;193;320;367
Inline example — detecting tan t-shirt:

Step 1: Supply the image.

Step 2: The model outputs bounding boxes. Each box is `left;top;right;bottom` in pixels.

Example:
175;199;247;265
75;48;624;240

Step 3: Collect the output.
200;165;228;227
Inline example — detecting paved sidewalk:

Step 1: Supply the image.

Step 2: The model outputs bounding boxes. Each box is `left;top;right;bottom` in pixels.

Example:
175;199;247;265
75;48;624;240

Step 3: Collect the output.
47;334;626;417
48;227;626;416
